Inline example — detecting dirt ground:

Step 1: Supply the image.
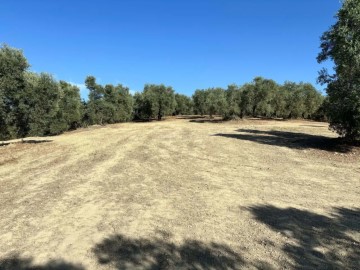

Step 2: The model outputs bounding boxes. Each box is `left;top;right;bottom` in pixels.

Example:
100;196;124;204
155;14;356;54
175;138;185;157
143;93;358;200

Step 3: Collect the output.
0;117;359;270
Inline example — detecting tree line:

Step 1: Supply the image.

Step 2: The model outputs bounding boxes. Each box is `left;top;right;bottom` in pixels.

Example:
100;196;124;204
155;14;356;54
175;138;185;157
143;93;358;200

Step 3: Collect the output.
1;2;359;141
3;0;360;143
193;78;324;120
0;44;325;140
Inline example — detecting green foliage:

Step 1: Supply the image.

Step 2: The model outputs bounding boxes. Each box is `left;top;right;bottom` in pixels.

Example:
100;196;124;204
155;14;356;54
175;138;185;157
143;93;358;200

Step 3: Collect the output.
26;73;60;136
50;81;82;134
0;95;6;138
302;83;324;118
239;84;255;118
225;84;242;119
174;94;193;115
141;84;176;120
271;86;289;118
205;88;228;118
0;44;327;140
114;85;134;122
85;76;133;125
0;44;29;139
192;90;208;116
192;88;228;118
133;92;152;120
251;77;279;117
189;78;323;121
317;0;360;140
285;82;307;119
85;76;106;125
1;46;87;139
312;96;329;122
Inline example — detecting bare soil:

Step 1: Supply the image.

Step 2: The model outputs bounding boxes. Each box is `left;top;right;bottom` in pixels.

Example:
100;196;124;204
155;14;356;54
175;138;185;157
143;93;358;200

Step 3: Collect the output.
0;117;359;269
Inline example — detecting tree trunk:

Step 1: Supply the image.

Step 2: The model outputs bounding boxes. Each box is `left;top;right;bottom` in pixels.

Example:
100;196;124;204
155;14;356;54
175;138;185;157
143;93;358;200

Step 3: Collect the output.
158;103;162;121
252;106;257;117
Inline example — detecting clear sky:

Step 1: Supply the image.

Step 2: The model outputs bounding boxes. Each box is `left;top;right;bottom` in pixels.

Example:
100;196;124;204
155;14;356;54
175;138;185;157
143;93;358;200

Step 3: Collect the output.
1;0;341;99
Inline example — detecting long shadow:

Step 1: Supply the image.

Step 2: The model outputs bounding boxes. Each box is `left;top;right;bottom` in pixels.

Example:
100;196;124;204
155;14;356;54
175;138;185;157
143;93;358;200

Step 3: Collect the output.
300;125;327;128
21;139;52;144
0;255;84;270
190;119;224;124
214;129;353;153
189;117;287;124
248;205;360;269
246;117;286;122
0;142;10;147
93;232;245;269
0;140;52;147
176;116;206;120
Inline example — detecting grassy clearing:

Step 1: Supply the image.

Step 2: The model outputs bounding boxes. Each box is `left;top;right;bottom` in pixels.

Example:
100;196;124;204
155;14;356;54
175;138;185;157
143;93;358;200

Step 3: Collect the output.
0;117;359;269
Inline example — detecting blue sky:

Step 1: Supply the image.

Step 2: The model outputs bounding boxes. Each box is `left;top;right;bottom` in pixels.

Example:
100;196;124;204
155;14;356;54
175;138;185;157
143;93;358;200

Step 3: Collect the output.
1;0;341;99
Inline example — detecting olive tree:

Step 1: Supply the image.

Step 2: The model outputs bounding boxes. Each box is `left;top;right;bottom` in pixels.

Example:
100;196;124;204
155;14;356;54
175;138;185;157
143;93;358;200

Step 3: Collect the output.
142;84;176;120
318;0;360;140
0;44;29;139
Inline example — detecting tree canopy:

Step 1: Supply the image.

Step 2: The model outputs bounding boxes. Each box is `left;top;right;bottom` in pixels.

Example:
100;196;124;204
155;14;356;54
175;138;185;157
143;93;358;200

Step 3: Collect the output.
317;0;360;140
0;44;326;140
136;84;176;120
0;45;29;139
84;76;133;125
174;94;193;115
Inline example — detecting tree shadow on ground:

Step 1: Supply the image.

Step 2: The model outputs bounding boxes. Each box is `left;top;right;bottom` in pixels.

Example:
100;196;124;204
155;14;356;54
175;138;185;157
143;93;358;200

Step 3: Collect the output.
176;116;206;120
21;139;52;144
0;142;10;147
0;140;52;147
189;119;224;124
246;117;286;122
247;205;360;269
214;129;353;153
0;255;84;270
300;125;327;128
92;232;246;269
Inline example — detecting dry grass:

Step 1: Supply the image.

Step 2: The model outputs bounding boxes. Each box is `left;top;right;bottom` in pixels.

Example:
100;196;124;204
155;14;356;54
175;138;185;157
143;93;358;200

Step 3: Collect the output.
0;117;359;269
